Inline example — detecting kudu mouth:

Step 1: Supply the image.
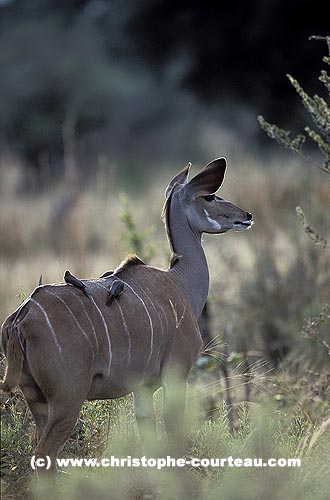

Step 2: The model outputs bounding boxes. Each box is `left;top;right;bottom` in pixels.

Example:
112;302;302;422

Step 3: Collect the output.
233;210;253;230
233;219;254;231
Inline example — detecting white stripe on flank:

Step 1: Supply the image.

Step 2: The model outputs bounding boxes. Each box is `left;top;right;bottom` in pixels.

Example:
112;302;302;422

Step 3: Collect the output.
114;301;132;366
12;296;31;328
66;288;99;353
142;285;165;367
90;296;112;375
159;304;168;338
45;290;95;357
15;324;25;354
30;298;62;354
144;285;164;338
119;280;154;367
159;304;168;340
96;281;132;366
167;299;180;362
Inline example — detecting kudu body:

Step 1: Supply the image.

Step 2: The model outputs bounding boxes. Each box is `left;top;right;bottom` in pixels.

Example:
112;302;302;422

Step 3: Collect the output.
1;158;253;469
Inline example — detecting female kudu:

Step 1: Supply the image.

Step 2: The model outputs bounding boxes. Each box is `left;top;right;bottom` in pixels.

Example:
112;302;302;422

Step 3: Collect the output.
1;158;253;469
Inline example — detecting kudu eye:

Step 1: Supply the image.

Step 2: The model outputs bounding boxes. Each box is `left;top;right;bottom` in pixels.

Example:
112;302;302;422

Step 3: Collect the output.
204;195;215;202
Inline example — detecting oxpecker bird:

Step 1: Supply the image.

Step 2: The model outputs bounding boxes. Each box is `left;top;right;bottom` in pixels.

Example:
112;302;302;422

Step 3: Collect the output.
64;270;90;298
106;280;124;306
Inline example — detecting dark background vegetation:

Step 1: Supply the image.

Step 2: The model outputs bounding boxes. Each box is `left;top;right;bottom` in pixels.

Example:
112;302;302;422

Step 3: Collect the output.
0;0;329;176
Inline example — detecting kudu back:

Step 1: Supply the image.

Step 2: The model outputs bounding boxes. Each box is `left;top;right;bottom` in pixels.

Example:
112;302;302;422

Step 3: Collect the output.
1;158;253;469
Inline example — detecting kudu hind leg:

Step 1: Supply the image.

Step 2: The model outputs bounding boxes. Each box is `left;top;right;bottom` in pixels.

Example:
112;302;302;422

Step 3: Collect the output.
34;397;85;472
20;375;48;441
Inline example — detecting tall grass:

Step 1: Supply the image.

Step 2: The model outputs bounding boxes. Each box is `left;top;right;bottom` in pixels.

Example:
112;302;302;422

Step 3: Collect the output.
15;400;330;500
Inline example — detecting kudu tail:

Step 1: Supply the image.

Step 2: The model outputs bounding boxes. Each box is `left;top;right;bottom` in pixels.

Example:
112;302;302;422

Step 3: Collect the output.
0;316;24;393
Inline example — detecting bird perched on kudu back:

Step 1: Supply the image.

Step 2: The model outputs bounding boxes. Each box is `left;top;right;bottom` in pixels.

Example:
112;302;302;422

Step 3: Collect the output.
64;270;90;298
106;280;124;306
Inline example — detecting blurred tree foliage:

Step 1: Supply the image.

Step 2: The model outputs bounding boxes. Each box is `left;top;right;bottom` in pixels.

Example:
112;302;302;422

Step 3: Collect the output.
0;0;114;169
0;0;329;173
0;0;203;175
126;1;329;120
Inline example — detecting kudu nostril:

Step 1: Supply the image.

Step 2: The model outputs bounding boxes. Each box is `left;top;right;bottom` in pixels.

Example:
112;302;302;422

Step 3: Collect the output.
246;212;253;220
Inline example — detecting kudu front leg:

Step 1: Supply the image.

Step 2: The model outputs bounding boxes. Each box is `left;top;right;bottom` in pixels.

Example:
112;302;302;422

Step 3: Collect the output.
134;387;159;457
162;378;187;457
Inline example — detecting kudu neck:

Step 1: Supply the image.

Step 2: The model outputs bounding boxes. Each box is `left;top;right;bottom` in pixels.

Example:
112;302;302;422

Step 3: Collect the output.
166;190;209;319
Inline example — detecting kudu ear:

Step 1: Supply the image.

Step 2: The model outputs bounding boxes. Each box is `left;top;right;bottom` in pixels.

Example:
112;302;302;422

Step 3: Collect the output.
184;158;227;200
165;162;191;199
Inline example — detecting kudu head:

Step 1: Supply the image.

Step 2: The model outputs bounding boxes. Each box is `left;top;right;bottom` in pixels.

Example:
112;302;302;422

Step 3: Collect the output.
165;158;253;235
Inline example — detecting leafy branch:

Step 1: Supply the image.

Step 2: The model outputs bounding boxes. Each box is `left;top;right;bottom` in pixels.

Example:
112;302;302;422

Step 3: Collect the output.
295;207;327;248
259;36;330;250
